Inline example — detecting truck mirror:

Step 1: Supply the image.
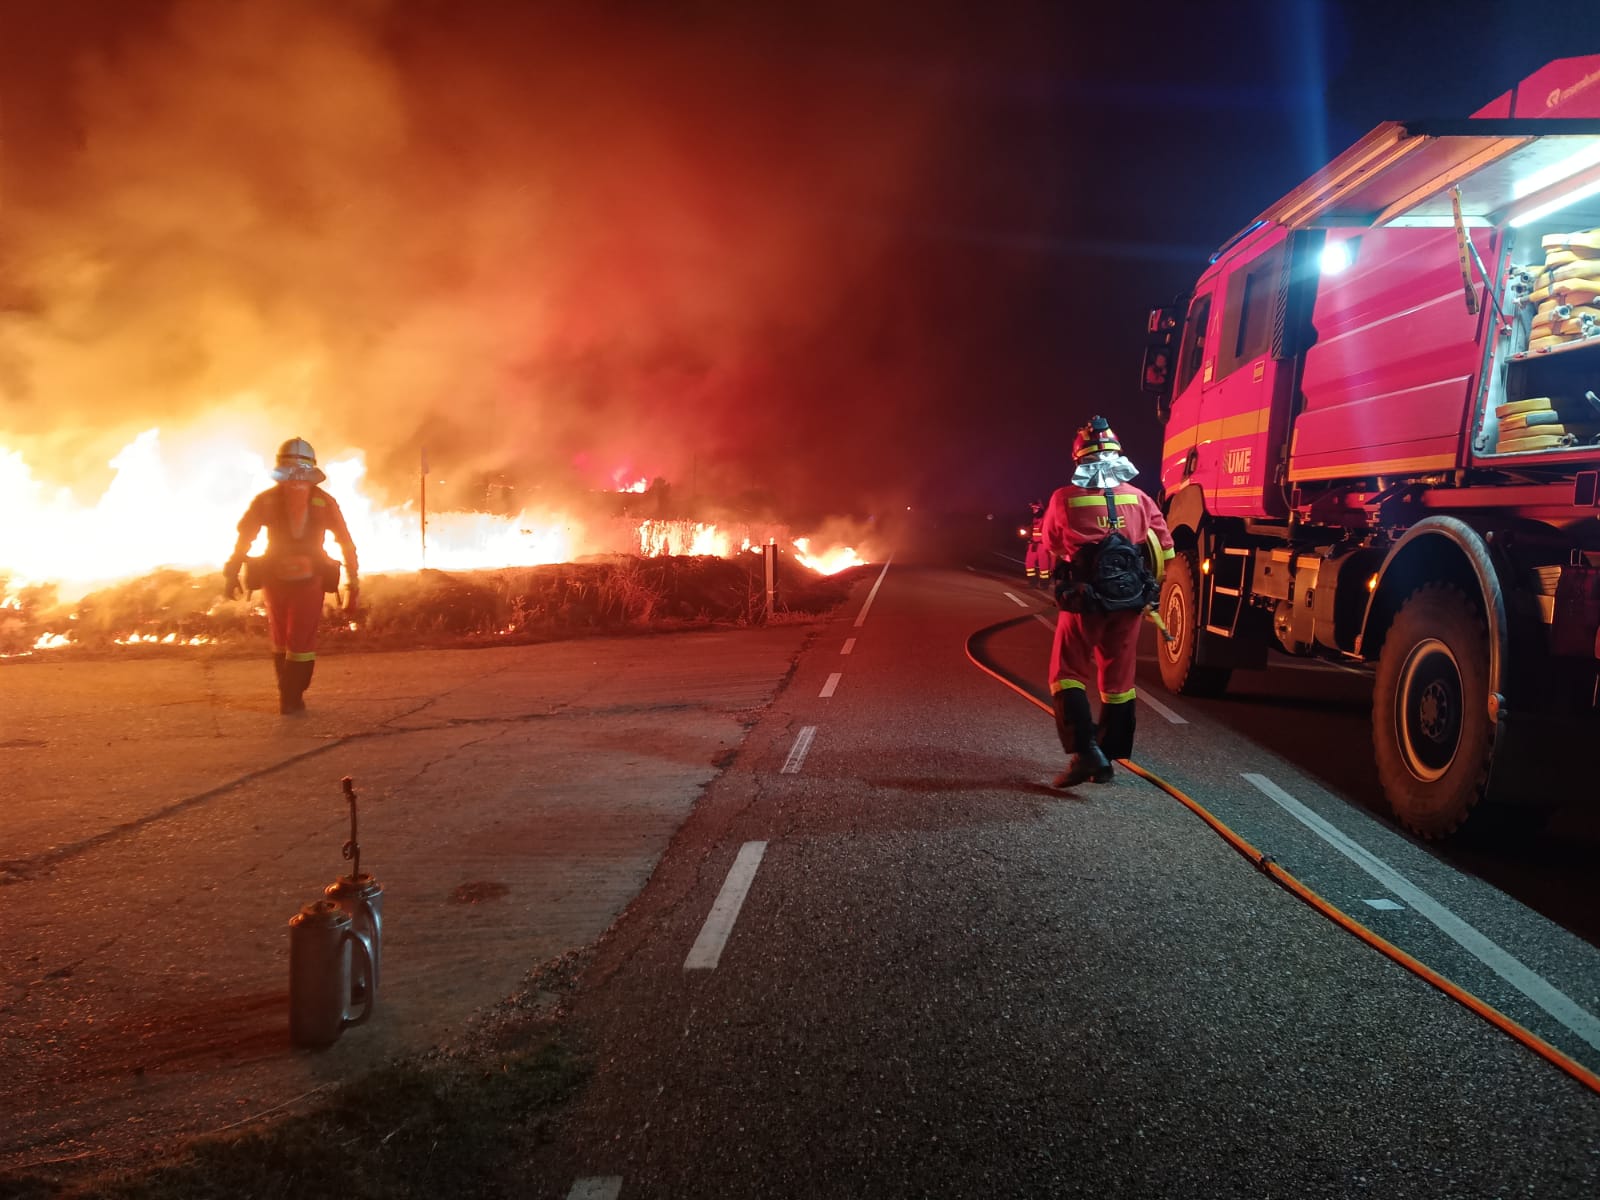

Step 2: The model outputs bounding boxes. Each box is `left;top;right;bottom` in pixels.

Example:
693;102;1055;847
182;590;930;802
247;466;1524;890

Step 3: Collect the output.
1141;346;1171;393
1146;305;1180;341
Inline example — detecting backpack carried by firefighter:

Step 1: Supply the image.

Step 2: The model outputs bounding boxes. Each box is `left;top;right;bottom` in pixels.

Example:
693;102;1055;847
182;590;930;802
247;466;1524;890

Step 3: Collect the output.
1054;489;1159;615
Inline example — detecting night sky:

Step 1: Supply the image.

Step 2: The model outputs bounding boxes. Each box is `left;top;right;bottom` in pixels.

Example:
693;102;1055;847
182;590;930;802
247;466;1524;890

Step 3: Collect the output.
3;0;1599;521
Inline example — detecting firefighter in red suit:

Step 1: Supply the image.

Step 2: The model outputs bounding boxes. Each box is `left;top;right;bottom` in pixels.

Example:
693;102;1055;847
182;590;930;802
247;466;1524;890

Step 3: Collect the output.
1023;500;1052;586
223;438;360;715
1042;416;1174;787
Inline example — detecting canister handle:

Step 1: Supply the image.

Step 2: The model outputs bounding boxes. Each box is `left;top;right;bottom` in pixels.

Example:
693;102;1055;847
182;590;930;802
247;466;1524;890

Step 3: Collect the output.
343;931;374;1027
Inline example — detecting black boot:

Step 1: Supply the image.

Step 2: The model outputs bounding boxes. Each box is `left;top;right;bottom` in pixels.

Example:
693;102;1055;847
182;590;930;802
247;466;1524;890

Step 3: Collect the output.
1051;688;1082;755
280;658;314;715
273;652;291;713
1051;688;1113;788
1099;698;1136;759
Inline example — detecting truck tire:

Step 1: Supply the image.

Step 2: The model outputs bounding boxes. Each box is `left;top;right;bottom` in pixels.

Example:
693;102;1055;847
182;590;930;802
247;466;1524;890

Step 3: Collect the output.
1157;552;1231;697
1372;583;1495;840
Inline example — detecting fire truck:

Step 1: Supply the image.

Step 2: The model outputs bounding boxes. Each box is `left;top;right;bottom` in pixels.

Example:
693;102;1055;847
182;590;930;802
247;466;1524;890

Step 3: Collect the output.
1140;55;1600;839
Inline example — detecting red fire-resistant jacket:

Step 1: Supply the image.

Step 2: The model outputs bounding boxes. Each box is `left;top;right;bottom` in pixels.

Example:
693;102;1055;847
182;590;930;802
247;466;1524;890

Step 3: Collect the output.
1041;482;1175;569
227;485;360;587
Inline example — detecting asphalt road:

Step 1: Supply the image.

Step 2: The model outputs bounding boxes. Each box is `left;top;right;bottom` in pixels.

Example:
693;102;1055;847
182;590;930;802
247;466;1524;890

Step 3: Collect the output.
6;547;1600;1196
524;553;1600;1198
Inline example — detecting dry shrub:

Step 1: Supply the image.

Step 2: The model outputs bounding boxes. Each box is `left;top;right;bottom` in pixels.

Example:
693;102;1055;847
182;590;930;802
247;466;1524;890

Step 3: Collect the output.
4;554;862;659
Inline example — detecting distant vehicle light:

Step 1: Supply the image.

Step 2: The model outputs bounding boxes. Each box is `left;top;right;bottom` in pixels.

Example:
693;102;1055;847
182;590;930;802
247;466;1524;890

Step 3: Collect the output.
1320;242;1353;274
1201;558;1212;575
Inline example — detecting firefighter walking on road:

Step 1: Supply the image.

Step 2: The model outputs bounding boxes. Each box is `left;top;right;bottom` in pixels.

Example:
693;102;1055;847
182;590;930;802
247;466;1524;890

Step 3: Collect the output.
1042;416;1173;788
223;438;360;716
1023;500;1052;586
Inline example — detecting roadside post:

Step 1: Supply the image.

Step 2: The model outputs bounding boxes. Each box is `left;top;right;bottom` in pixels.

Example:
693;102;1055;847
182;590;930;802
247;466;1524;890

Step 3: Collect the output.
765;537;778;621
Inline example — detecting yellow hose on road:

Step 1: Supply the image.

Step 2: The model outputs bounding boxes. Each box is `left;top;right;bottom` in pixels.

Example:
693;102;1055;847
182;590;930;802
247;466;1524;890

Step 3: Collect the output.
964;616;1600;1099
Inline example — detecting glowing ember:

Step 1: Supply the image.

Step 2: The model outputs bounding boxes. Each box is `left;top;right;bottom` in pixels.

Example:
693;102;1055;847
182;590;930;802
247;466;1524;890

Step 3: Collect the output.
114;632;217;646
792;538;865;575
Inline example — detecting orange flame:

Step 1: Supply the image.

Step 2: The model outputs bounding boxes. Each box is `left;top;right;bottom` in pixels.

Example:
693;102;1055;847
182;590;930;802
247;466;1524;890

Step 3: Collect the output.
792;537;865;575
1;428;870;638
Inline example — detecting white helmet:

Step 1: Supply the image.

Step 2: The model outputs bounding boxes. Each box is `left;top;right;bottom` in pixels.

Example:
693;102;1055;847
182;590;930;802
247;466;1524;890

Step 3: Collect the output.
271;437;326;483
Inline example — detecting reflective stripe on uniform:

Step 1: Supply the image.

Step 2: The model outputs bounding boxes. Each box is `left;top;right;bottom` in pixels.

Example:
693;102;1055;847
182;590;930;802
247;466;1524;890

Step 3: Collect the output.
286;650;317;663
1160;546;1175;560
1051;678;1087;694
1101;688;1137;704
1067;493;1140;507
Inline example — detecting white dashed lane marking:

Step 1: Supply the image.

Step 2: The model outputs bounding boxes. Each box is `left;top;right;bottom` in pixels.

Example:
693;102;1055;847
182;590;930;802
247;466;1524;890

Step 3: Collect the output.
853;558;893;628
1244;772;1600;1052
568;1179;622;1200
781;726;817;774
1004;591;1029;607
841;638;856;655
820;672;842;698
1137;689;1187;725
684;841;768;971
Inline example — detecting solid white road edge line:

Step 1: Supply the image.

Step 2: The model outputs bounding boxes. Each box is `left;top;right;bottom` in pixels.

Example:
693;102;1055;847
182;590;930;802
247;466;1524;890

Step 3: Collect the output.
684;841;768;971
853;558;893;628
1004;591;1029;607
1243;772;1600;1052
820;672;842;698
781;726;817;774
1138;689;1188;725
567;1178;623;1200
841;638;856;655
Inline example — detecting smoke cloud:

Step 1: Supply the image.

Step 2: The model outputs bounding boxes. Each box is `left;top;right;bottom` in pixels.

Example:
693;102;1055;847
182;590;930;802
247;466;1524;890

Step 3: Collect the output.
1;0;1074;517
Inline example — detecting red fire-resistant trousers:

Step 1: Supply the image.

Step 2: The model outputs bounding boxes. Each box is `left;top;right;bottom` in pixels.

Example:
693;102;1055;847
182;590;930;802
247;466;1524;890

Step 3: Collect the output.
1048;607;1142;702
264;577;327;662
1025;542;1053;580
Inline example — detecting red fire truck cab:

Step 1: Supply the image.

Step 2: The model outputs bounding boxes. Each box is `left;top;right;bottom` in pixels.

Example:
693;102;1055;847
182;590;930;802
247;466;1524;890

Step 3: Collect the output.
1143;55;1600;839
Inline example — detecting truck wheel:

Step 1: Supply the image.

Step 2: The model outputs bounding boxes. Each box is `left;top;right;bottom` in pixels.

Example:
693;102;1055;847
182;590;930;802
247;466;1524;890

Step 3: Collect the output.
1372;583;1495;840
1157;552;1231;697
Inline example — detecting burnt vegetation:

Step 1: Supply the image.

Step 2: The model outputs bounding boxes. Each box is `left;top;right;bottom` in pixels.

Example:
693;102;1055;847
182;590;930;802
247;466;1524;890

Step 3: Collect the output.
1;555;859;659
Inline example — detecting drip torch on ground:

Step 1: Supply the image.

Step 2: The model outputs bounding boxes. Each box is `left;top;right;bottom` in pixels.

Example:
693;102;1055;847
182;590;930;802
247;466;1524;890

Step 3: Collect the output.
326;776;384;1008
286;776;382;1048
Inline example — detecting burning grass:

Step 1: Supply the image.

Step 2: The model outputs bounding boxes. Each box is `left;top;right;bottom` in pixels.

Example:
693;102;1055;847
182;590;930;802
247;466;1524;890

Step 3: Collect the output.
0;554;860;659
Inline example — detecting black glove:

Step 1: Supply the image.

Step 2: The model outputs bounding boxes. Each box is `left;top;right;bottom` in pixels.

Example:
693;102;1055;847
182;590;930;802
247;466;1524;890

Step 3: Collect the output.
344;581;361;616
223;572;242;600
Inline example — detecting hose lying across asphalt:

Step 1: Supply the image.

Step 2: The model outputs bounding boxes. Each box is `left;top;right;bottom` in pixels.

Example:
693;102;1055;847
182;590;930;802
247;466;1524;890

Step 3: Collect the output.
965;613;1600;1098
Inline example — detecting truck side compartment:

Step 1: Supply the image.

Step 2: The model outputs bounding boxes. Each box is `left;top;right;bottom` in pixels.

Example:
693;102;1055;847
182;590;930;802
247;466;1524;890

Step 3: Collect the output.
1140;56;1600;840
